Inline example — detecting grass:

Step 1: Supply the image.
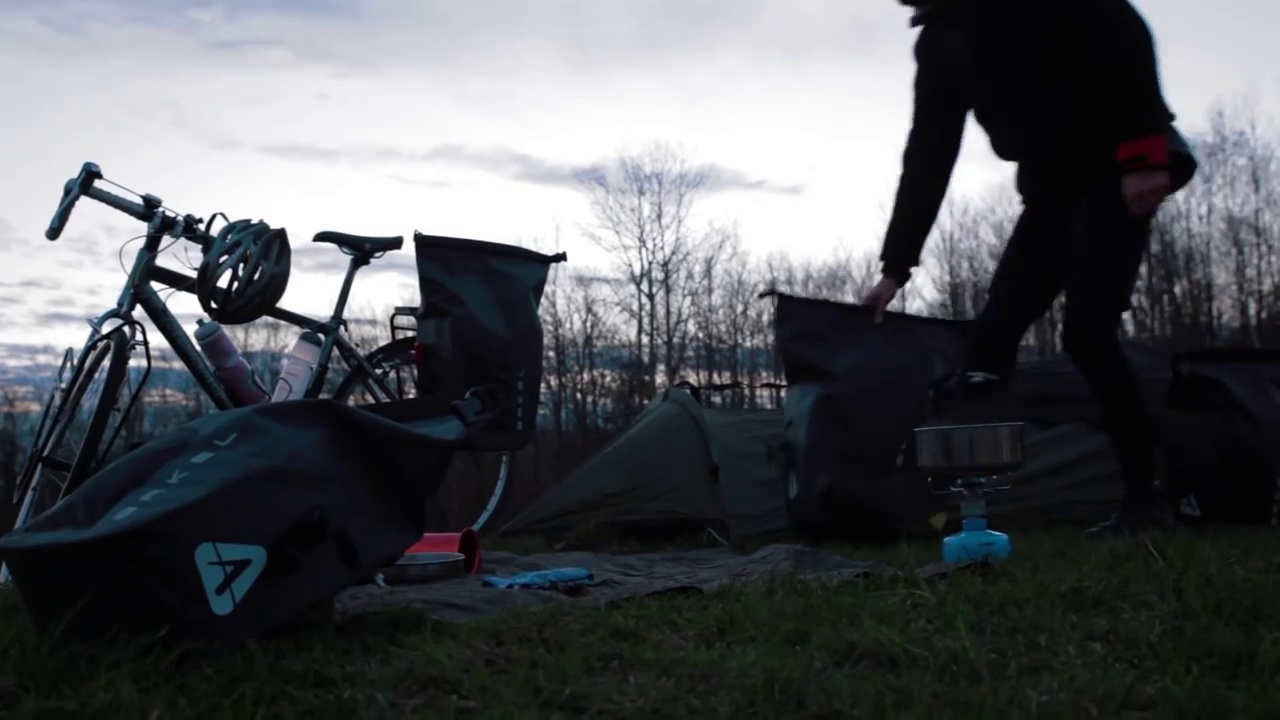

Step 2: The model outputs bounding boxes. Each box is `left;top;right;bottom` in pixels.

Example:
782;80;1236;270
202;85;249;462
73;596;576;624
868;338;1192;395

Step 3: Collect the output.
2;528;1280;718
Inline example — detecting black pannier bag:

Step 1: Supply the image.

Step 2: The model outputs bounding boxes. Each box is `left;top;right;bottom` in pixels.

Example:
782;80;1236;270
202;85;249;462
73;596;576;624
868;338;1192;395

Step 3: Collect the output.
771;293;968;541
781;382;948;542
0;399;454;645
413;233;566;452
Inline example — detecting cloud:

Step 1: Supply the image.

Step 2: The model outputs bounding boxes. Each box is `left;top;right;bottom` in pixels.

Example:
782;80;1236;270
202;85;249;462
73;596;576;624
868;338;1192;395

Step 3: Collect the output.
388;175;454;189
288;244;418;277
0;342;62;363
0;0;1023;351
3;0;907;74
703;168;805;196
47;295;88;309
2;278;61;291
217;140;802;195
0;343;59;356
19;306;201;333
0;218;17;253
0;276;116;300
33;310;94;326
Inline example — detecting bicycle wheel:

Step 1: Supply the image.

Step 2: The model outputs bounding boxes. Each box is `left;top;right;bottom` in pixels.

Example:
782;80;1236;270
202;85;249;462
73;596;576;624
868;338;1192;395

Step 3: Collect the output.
1;349;72;539
8;349;74;506
9;326;133;531
331;337;515;534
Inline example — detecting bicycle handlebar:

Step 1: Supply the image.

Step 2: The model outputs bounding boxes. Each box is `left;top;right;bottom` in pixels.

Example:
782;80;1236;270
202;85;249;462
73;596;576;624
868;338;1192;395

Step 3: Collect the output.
46;162;102;240
45;161;214;248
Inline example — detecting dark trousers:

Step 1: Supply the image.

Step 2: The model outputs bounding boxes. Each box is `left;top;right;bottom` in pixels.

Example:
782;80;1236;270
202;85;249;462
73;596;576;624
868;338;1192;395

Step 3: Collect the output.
964;175;1157;510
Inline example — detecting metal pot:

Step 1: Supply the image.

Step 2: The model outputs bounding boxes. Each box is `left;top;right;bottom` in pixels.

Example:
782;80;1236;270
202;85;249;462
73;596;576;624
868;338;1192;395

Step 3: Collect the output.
913;422;1025;476
378;551;467;585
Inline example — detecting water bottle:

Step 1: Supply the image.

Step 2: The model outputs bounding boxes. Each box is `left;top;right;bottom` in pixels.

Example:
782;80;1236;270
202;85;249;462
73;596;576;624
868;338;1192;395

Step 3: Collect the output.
272;331;323;401
194;319;269;407
941;493;1012;564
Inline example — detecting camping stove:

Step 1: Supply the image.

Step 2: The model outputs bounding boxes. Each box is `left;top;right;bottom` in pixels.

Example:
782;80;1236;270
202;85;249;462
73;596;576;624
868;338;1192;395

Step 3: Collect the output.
913;422;1025;564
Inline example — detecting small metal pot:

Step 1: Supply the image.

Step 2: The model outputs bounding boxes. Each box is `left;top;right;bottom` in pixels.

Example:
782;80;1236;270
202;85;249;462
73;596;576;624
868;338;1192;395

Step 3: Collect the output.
913;422;1025;476
378;551;467;585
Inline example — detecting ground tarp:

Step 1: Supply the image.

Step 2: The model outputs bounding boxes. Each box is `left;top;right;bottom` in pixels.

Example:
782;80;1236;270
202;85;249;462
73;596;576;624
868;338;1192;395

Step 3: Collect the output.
335;544;956;621
499;388;787;541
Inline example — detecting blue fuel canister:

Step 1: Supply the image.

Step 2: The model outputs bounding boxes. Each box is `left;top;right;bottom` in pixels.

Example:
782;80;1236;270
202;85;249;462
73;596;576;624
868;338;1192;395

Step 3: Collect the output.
942;514;1011;564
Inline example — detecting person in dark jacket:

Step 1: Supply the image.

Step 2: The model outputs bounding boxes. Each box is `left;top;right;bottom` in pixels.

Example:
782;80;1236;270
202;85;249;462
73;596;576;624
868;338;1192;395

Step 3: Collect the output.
861;0;1198;535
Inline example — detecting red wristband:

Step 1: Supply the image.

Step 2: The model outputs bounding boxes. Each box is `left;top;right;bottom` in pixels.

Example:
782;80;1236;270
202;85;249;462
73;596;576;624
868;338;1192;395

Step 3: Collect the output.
1116;134;1170;172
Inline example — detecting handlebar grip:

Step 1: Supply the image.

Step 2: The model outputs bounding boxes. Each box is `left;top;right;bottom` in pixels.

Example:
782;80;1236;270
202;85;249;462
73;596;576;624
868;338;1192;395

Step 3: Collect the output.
46;162;102;241
46;178;82;241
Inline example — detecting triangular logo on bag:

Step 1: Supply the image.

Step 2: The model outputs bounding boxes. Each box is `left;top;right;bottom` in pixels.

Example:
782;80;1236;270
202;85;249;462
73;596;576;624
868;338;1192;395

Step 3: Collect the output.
194;542;268;617
1178;493;1202;518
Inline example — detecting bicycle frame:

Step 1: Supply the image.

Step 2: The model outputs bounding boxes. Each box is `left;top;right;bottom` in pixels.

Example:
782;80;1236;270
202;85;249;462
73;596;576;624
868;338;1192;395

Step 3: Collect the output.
295;251;387;398
85;211;231;409
86;203;397;410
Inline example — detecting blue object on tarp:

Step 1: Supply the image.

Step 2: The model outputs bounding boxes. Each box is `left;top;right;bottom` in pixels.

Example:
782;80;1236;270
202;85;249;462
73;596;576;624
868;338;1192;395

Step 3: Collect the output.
482;567;594;589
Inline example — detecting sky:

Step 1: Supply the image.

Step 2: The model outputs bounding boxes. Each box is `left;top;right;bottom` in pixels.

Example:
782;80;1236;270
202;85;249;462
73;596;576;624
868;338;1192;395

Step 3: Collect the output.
1;0;1278;355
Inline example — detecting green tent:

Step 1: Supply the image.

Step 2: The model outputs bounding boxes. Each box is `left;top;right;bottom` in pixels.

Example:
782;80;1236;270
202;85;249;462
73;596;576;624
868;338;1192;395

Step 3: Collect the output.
500;387;787;540
504;387;1130;542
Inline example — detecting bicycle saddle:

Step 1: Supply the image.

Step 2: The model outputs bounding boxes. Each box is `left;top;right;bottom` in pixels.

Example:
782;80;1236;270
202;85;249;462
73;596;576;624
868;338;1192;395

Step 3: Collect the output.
313;231;404;255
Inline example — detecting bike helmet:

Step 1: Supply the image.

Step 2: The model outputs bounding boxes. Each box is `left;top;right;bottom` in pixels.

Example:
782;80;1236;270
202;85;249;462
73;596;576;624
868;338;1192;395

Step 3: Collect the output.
196;219;292;325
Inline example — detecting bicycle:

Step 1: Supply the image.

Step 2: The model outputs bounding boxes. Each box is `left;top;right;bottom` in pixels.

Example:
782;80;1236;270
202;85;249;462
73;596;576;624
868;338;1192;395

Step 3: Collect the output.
2;162;508;583
1;163;519;584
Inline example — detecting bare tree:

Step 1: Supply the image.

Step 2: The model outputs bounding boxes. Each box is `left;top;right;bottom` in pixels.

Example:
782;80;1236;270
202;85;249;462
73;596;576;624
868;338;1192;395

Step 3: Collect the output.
0;387;26;512
1127;99;1280;350
579;142;710;396
924;193;1007;322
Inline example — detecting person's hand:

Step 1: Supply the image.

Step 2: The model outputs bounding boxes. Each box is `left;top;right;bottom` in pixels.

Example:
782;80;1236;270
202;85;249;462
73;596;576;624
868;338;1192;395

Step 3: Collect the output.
862;275;902;324
1121;168;1172;218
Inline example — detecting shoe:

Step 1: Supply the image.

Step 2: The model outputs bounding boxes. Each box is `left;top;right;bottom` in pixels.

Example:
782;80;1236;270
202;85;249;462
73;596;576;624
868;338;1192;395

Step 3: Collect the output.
1084;505;1179;537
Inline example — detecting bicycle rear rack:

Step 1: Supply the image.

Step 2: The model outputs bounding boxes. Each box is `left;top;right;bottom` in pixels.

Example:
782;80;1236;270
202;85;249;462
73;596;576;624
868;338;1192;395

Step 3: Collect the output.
101;320;153;462
390;306;418;344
